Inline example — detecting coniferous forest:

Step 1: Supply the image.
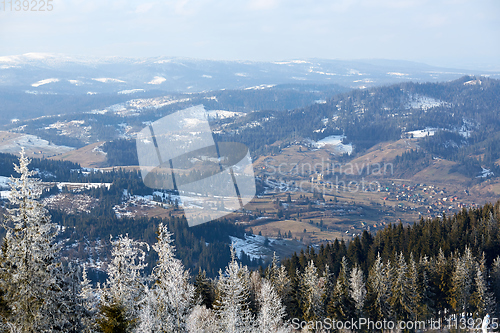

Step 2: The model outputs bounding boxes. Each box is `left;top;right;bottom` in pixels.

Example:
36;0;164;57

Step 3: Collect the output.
2;153;500;332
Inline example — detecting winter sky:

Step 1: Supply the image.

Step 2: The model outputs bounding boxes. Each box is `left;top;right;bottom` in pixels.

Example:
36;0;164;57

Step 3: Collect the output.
0;0;499;69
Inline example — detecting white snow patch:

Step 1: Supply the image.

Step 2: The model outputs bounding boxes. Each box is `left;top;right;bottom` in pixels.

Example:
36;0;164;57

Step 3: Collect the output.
406;128;439;138
92;78;125;83
31;78;59;87
477;167;494;178
118;89;145;95
464;79;481;86
147;76;167;85
273;60;311;65
68;79;83;86
245;84;276;90
387;72;409;77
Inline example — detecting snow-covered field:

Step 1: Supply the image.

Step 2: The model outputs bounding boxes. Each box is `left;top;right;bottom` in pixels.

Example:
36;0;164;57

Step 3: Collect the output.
406;128;438;138
0;176;11;189
229;234;278;260
312;135;353;155
407;123;473;139
91;96;191;116
206;110;245;119
0;133;74;156
406;94;450;110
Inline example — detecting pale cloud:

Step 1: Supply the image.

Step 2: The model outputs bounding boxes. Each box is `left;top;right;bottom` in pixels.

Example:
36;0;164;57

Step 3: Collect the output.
423;13;449;28
247;0;280;11
135;3;155;13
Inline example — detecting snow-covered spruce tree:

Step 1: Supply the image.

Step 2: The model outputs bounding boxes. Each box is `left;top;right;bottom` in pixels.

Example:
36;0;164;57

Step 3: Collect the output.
99;234;149;332
449;248;475;316
471;253;496;317
213;245;254;333
135;286;158;333
146;222;195;332
266;252;291;302
408;253;421;317
417;255;435;320
187;304;218;333
366;253;392;321
491;256;500;315
80;265;100;332
0;149;83;332
390;252;416;321
329;256;355;321
249;270;262;316
256;279;291;333
349;264;367;318
298;260;325;322
434;248;452;317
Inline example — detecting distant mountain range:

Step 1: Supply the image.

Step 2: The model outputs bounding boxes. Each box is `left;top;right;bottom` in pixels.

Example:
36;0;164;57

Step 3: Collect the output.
2;53;499;95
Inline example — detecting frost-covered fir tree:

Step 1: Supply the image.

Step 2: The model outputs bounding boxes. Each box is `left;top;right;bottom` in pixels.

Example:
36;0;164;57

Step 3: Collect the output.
449;247;475;315
100;234;149;331
366;253;392;321
0;149;82;332
187;305;218;333
147;222;195;332
417;255;435;320
266;252;291;302
256;279;291;333
472;254;496;316
349;264;366;317
299;260;325;322
80;265;99;332
390;252;416;321
249;270;262;316
136;286;158;333
491;256;500;315
329;256;355;321
214;245;254;333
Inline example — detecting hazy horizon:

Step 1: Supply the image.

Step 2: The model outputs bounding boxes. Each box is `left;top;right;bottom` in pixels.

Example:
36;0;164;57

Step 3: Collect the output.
1;0;499;71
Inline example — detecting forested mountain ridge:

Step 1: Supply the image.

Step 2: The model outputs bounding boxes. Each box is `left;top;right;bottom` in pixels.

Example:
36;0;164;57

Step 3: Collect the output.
221;76;500;155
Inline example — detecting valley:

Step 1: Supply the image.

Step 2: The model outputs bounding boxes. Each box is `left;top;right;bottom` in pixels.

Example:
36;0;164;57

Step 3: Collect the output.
1;70;499;272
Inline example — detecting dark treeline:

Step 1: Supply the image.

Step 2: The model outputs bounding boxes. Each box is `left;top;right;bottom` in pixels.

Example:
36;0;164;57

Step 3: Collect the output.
0;153;80;181
271;201;500;322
